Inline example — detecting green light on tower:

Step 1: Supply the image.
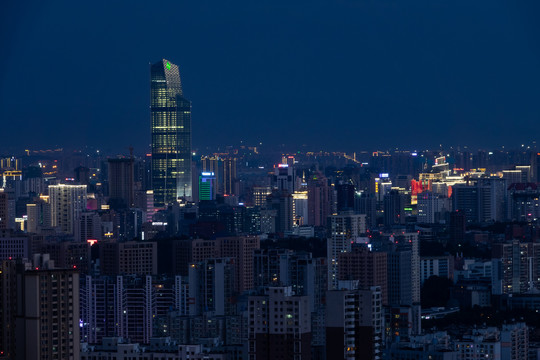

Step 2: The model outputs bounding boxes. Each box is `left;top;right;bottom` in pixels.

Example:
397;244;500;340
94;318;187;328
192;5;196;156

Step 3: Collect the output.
166;61;171;70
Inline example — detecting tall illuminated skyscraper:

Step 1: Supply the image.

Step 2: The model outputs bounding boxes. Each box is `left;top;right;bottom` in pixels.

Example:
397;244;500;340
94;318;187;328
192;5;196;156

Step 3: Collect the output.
150;59;192;208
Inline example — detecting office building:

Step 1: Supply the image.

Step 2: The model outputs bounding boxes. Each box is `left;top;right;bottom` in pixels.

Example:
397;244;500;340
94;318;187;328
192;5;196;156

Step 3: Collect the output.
150;59;192;207
292;190;309;226
272;163;295;193
452;184;479;224
201;156;221;193
252;186;272;207
198;171;216;201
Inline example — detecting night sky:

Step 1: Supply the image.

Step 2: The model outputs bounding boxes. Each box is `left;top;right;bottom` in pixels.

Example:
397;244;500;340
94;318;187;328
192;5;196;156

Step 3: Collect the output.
1;0;540;153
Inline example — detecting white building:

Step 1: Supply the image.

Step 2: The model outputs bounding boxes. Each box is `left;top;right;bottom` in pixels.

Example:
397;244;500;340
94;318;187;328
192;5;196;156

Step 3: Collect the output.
49;184;87;234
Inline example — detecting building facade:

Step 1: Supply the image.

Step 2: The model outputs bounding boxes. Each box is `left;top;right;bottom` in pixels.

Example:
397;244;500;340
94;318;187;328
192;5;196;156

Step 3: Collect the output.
150;59;192;207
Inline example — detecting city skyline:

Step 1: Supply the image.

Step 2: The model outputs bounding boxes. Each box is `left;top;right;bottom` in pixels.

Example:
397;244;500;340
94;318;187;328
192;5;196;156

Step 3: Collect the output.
2;1;540;152
2;3;540;358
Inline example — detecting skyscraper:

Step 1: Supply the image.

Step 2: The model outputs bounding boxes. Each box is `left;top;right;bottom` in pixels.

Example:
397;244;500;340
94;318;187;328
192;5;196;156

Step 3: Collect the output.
150;59;192;207
198;172;216;201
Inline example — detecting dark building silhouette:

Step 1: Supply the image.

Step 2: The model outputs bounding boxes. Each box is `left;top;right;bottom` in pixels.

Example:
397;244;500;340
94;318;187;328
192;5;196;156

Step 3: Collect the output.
336;181;355;212
108;158;134;208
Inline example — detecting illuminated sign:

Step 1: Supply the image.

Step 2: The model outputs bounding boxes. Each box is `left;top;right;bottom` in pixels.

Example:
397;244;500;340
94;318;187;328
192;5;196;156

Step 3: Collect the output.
201;172;214;176
166;61;171;70
379;173;389;178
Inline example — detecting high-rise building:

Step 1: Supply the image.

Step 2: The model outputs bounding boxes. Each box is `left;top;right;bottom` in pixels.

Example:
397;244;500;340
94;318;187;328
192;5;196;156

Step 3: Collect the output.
0;231;28;261
383;189;408;226
75;211;102;242
248;287;312;360
48;184;87;234
336;182;355;212
253;186;272;207
452;184;479;224
223;158;237;195
0;260;17;358
508;183;540;223
201;156;222;193
292;190;309;226
198;172;216;201
307;173;330;227
477;177;507;223
188;258;236;316
382;232;422;308
80;275;184;345
272;163;295;193
354;191;377;229
492;240;540;294
265;190;293;233
338;246;388;305
0;191;9;230
150;59;192;207
327;212;366;290
100;241;157;276
13;259;80;360
449;210;466;242
108;158;134;208
326;285;383;360
417;191;451;224
219;235;260;293
26;198;52;234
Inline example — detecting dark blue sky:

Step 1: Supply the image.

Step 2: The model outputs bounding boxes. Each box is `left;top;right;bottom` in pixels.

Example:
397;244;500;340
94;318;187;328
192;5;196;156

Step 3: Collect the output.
1;0;540;153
